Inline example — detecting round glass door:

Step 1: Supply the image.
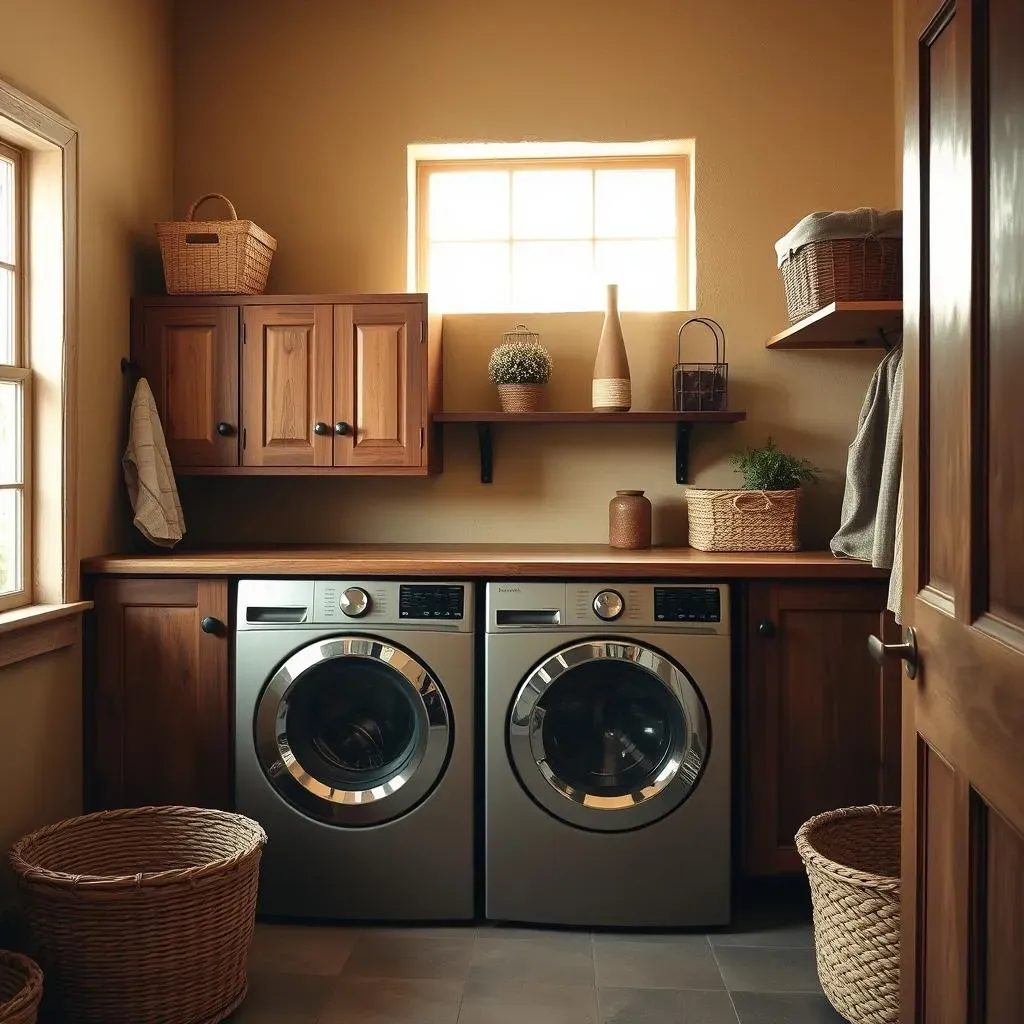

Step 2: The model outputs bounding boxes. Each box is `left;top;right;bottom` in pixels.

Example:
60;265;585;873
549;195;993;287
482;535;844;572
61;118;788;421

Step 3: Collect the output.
255;637;451;826
508;640;710;832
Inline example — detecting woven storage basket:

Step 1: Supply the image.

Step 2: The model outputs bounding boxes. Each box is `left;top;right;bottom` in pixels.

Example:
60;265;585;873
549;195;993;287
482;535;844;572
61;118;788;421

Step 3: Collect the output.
687;488;800;552
9;806;266;1024
156;193;276;295
497;383;544;412
0;951;42;1024
782;237;902;324
796;805;901;1024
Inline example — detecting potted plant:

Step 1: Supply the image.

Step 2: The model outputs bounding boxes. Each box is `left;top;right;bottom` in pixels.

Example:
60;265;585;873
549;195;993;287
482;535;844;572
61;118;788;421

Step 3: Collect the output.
488;333;553;413
687;438;820;552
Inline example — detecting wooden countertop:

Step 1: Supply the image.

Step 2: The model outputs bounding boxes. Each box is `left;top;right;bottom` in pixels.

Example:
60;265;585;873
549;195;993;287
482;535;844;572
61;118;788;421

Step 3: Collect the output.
81;545;887;580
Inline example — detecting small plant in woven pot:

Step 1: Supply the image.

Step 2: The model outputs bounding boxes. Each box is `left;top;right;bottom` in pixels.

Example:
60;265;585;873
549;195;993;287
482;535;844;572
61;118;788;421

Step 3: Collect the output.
488;340;553;413
688;438;820;553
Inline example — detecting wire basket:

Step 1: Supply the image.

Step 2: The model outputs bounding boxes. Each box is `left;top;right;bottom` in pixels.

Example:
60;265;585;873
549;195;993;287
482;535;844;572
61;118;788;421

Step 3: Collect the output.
502;323;541;346
673;318;728;412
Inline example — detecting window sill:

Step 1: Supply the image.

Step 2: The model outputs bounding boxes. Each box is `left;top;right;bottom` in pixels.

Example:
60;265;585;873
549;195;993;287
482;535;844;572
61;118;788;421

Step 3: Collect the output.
0;601;93;669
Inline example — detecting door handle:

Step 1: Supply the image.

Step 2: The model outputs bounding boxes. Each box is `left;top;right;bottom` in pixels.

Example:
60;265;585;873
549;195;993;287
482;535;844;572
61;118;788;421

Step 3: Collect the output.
216;422;235;437
313;421;331;436
200;616;225;636
868;626;918;679
335;421;350;435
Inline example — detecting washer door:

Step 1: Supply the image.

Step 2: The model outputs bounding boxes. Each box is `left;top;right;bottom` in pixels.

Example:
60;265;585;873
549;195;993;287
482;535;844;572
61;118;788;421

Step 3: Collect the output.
255;636;451;826
508;640;710;832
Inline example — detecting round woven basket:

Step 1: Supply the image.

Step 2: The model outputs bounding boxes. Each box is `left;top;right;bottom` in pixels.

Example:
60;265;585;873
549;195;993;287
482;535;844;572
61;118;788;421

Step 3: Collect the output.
795;805;901;1024
9;806;267;1024
498;383;544;412
687;488;800;552
0;951;43;1024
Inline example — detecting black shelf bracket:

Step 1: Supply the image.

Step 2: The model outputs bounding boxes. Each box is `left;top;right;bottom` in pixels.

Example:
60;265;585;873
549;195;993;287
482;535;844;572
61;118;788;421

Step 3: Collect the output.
675;422;693;484
477;423;494;484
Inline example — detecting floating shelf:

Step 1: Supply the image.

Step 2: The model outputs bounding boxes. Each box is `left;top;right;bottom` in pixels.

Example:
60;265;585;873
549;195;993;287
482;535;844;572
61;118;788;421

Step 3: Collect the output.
766;300;903;350
433;410;747;484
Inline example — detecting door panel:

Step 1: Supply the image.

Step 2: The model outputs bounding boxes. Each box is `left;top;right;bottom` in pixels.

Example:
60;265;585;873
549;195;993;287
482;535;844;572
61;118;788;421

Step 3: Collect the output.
902;0;1024;1016
139;306;239;467
334;303;424;468
242;304;333;466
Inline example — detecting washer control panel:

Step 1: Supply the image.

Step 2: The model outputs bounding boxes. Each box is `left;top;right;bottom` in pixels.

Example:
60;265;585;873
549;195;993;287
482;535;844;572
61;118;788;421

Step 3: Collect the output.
654;586;722;623
400;584;466;620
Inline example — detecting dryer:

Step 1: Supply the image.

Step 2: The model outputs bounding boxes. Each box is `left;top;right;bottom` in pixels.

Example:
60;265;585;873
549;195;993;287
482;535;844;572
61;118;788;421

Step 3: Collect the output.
235;579;474;921
484;581;731;927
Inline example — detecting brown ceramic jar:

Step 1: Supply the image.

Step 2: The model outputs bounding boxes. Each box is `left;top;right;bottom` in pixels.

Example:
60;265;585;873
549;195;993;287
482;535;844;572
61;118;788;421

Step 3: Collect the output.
608;490;652;549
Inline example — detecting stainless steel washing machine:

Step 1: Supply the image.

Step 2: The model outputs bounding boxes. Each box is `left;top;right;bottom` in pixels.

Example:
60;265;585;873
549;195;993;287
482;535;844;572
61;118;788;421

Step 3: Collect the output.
485;581;731;927
235;579;474;921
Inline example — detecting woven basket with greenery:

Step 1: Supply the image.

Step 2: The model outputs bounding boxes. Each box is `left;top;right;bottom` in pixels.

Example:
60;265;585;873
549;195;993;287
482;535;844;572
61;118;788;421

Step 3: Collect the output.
489;327;552;413
687;439;818;552
796;805;901;1024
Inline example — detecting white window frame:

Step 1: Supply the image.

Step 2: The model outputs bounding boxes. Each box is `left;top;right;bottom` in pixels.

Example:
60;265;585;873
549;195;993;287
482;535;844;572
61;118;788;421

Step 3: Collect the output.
0;139;31;612
410;142;694;313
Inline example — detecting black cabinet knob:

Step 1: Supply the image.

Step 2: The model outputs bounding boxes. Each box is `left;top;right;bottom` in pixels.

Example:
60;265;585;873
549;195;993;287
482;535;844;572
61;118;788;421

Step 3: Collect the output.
313;421;330;436
200;616;225;636
335;421;350;436
216;422;234;437
757;618;776;639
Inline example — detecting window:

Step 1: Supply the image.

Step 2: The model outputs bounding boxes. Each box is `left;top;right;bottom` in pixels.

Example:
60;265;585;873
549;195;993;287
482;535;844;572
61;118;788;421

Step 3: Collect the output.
413;144;692;314
0;140;29;611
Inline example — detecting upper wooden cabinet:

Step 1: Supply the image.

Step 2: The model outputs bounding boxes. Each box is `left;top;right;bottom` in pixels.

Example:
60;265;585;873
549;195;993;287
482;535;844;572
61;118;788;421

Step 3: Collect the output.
743;581;902;875
136;305;240;467
131;294;439;475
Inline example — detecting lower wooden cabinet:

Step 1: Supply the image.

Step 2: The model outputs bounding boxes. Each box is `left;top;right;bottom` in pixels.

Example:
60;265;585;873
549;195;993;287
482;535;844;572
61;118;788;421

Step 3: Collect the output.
743;581;902;874
87;577;231;811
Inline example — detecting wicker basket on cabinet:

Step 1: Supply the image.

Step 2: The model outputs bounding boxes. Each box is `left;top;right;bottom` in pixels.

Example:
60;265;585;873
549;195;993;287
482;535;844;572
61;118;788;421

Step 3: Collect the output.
686;488;800;552
9;805;266;1024
0;951;43;1024
795;805;901;1024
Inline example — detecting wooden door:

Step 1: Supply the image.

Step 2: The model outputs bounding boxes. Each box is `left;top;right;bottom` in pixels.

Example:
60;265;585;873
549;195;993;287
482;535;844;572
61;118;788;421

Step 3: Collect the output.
90;577;230;810
242;304;333;467
902;0;1024;1018
744;582;901;874
334;303;425;468
137;306;239;467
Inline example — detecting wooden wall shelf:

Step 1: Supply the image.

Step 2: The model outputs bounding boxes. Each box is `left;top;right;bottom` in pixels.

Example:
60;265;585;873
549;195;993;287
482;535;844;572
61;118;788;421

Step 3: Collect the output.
434;410;747;484
766;301;903;350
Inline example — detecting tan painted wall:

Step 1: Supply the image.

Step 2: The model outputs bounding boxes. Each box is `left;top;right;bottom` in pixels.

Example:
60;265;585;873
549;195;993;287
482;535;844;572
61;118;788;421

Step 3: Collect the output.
0;0;173;897
173;0;896;550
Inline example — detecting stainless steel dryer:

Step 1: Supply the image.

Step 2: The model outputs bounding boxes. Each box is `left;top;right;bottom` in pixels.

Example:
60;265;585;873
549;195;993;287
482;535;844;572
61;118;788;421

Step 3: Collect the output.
235;579;474;921
485;581;731;927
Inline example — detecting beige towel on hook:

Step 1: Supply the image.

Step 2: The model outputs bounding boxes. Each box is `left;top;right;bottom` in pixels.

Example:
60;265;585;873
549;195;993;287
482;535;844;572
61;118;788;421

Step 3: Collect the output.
122;377;185;548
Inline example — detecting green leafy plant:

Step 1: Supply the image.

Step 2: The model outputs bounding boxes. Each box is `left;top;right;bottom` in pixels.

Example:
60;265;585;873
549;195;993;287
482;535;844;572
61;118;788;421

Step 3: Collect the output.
732;437;820;491
488;341;553;385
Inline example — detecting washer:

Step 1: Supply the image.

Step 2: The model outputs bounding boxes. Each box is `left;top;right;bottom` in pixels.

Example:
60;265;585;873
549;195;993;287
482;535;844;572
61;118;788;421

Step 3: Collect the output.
235;579;474;921
485;581;731;927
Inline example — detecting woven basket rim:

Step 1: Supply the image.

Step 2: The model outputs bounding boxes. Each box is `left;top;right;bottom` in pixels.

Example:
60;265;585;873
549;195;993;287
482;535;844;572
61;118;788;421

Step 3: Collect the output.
795;804;901;892
155;218;277;251
0;950;43;1016
687;487;801;497
9;805;267;890
781;234;901;267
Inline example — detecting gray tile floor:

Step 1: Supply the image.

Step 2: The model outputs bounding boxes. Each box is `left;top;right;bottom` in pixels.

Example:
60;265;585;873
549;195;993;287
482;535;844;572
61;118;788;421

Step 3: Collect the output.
229;901;845;1024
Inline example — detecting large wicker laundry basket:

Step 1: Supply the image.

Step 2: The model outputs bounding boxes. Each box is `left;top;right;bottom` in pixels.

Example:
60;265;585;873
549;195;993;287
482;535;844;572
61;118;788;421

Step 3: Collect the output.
795;805;901;1024
0;951;43;1024
9;806;266;1024
687;488;800;552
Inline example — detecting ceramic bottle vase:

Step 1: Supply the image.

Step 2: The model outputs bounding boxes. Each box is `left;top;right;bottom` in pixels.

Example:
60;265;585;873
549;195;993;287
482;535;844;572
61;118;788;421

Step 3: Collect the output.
592;283;632;411
609;490;652;549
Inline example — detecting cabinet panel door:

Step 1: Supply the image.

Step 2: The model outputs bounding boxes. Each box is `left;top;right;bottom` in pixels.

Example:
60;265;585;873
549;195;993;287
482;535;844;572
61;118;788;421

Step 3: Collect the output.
334;303;425;468
90;577;230;811
138;306;240;467
242;304;333;466
744;582;901;874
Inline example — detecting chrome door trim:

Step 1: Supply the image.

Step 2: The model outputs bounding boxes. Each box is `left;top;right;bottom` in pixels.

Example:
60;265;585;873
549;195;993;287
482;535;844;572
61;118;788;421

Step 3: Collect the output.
508;639;710;832
255;636;451;826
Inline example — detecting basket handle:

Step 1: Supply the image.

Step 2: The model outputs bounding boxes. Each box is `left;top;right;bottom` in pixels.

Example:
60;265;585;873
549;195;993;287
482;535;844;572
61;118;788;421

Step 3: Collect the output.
186;193;239;222
677;317;725;364
732;490;775;512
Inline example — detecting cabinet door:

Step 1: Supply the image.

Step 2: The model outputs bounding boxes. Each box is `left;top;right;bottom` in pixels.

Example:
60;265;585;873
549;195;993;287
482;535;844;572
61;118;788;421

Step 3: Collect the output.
89;578;230;810
242;304;333;467
744;582;901;874
334;303;425;468
137;306;240;467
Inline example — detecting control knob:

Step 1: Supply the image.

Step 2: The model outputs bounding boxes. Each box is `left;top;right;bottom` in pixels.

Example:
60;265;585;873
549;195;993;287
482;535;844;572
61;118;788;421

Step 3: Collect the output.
340;587;371;618
592;589;624;622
